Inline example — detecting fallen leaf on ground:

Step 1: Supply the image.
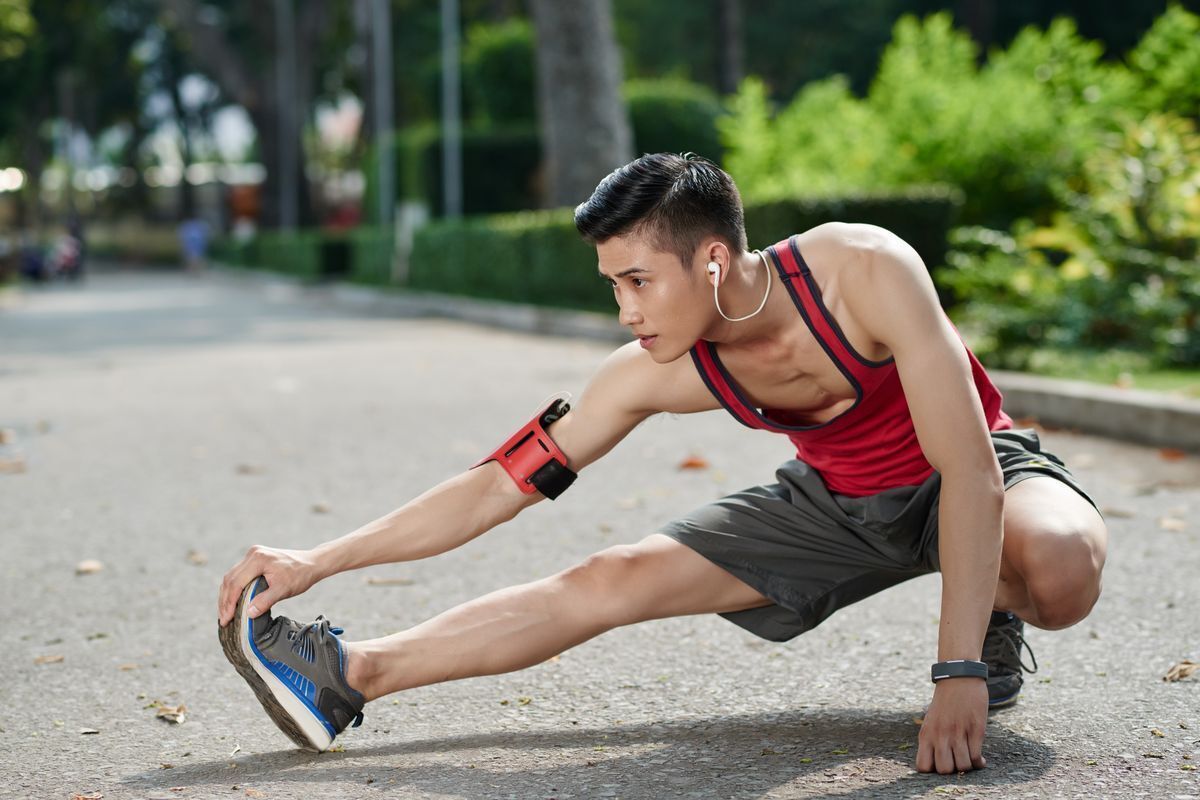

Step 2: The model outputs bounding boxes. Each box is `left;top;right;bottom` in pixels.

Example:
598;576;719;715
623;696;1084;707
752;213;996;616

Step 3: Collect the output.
1159;517;1187;532
517;697;532;706
1152;728;1165;737
1159;448;1188;462
1164;660;1199;682
69;793;102;800
78;728;100;735
230;745;242;757
365;577;414;587
75;559;104;575
312;502;331;514
1144;752;1164;758
155;703;187;724
186;550;208;566
761;747;779;756
0;455;26;474
35;654;64;665
1069;453;1097;469
911;715;925;726
678;455;710;470
1101;507;1135;519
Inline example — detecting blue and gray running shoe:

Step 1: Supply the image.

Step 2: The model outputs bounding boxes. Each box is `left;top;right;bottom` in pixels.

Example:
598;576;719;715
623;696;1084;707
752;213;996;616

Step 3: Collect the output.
219;577;366;751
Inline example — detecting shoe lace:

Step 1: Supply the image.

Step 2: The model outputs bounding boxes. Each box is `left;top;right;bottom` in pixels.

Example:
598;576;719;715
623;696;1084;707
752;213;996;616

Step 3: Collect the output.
283;616;363;728
983;619;1039;675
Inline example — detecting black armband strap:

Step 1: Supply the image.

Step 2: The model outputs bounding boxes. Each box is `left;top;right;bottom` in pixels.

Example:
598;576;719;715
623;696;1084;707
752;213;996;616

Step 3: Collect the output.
931;659;989;683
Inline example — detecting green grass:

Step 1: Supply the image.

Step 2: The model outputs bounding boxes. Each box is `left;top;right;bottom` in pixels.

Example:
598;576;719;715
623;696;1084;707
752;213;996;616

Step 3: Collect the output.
1002;348;1200;399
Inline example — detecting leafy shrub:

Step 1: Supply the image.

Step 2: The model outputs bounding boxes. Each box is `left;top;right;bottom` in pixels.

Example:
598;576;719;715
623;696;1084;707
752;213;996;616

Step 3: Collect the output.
625;78;725;163
945;114;1200;367
1127;5;1200;121
722;12;1165;228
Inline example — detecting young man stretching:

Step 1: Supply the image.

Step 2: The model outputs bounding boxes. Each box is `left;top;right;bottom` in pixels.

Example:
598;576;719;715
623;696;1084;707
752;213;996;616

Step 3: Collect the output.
217;153;1107;774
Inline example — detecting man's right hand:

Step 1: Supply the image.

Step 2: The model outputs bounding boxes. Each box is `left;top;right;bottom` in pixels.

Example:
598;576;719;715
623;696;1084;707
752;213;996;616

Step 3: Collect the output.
218;545;321;627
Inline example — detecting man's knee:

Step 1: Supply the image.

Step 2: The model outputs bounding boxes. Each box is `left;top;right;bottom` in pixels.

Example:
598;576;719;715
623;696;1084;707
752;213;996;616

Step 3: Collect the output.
556;544;659;627
1023;521;1106;630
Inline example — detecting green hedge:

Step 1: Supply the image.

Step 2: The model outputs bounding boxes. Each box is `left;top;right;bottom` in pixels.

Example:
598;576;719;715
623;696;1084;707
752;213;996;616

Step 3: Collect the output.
364;126;542;221
252;230;324;279
626;78;725;164
408;209;609;310
744;185;964;272
406;188;963;310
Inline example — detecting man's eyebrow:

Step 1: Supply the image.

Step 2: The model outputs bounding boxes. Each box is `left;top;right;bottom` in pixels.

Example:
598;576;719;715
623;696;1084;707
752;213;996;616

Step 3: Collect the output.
598;266;649;279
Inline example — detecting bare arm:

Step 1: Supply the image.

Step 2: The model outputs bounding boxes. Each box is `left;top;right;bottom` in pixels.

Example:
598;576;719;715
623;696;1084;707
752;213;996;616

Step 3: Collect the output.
841;225;1004;773
218;341;712;625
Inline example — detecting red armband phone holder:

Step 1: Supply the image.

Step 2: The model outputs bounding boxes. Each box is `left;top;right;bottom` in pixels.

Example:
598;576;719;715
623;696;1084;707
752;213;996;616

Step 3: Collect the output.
473;398;577;500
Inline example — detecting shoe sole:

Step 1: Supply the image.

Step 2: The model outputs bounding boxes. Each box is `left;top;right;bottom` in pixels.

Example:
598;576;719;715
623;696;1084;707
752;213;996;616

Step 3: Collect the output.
218;580;334;752
987;691;1020;710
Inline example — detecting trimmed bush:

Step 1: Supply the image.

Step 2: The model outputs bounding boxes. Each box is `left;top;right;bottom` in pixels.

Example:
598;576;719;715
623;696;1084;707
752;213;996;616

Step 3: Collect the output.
254;230;323;280
463;19;536;126
744;185;964;272
625;78;725;164
349;227;395;285
408;188;963;311
364;125;541;220
410;209;609;310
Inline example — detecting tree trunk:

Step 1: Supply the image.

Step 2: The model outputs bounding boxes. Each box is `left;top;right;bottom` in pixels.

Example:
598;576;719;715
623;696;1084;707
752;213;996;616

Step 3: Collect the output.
715;0;744;95
530;0;632;208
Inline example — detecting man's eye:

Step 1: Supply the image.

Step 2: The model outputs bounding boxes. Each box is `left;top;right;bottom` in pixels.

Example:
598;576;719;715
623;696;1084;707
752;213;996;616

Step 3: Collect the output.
632;278;647;288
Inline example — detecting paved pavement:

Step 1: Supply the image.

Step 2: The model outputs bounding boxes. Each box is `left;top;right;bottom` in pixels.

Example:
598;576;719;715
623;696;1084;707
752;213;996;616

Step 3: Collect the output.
1;266;1198;800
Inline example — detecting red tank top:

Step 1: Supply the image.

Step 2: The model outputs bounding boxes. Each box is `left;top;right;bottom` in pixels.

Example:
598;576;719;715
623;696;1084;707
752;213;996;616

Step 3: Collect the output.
690;235;1012;497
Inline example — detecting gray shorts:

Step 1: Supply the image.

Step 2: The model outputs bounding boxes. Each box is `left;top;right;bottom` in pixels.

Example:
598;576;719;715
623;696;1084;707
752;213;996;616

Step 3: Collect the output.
659;429;1098;642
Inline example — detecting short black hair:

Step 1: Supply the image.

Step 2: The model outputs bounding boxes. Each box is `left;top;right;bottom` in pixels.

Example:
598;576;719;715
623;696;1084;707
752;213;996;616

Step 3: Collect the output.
573;153;748;266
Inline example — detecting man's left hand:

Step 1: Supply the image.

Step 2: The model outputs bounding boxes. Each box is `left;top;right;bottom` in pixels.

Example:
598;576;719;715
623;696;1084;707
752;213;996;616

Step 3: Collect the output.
915;678;988;774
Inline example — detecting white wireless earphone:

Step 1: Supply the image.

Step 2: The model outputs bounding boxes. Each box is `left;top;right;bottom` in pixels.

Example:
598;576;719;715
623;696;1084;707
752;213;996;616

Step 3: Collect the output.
710;251;772;322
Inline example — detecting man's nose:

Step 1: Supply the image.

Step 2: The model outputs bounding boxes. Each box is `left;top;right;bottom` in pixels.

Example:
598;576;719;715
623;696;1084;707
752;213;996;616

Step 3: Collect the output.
618;299;643;327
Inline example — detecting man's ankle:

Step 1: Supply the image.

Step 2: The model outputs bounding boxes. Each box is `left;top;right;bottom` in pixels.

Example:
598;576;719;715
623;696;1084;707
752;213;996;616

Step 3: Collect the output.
343;642;377;702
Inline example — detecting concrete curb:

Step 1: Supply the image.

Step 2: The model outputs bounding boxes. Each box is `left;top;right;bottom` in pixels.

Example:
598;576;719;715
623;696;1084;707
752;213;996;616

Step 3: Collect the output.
174;265;1200;454
990;370;1200;452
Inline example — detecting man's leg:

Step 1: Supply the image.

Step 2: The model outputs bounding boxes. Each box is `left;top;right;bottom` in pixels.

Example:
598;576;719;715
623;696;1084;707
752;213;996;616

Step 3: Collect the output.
993;476;1108;630
344;534;772;701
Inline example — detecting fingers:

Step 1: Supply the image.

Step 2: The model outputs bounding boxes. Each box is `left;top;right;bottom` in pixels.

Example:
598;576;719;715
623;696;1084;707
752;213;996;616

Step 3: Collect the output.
246;580;278;619
218;547;265;627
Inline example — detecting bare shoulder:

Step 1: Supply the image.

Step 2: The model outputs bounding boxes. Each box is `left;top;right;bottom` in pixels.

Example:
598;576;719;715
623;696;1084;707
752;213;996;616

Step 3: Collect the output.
588;341;718;416
799;221;924;274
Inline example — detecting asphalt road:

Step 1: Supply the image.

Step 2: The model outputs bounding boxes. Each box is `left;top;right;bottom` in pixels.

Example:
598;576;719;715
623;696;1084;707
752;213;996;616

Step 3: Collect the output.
1;266;1198;800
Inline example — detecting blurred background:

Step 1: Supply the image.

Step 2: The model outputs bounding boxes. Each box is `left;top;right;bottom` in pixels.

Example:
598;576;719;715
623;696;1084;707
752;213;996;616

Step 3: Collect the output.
1;0;1198;388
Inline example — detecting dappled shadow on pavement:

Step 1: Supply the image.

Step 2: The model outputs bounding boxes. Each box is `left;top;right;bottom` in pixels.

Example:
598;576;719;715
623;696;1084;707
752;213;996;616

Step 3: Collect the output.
121;707;1053;798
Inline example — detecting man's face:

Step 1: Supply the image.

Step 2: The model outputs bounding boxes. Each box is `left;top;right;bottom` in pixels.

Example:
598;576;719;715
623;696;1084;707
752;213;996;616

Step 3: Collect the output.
596;233;710;363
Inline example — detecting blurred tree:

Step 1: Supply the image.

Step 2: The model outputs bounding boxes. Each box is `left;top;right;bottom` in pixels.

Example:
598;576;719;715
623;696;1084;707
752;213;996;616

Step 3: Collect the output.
529;0;632;207
0;0;147;228
162;0;329;228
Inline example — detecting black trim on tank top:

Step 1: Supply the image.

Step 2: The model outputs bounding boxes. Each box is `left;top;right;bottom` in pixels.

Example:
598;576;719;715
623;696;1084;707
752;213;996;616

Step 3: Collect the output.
786;237;895;369
688;346;759;431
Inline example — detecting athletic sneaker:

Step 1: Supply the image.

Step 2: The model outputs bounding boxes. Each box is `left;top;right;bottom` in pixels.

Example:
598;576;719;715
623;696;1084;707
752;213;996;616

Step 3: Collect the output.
983;610;1038;709
218;577;366;751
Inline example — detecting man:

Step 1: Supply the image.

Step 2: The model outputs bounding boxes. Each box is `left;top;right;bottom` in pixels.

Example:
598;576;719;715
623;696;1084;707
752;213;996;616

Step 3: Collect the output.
217;153;1107;774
